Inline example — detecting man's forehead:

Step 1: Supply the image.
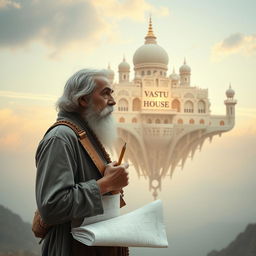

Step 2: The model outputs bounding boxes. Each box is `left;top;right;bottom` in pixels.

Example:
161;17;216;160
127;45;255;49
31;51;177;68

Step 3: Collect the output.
94;76;112;90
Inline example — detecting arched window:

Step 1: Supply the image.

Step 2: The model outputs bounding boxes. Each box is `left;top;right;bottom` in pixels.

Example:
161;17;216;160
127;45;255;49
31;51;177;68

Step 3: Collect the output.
164;119;168;124
184;100;194;113
141;71;145;76
147;70;151;75
198;100;206;113
155;119;160;124
220;120;225;126
132;98;141;111
118;98;129;111
172;99;181;112
189;119;195;124
119;117;125;123
123;74;126;80
178;119;183;124
147;119;152;124
132;117;137;123
199;119;205;124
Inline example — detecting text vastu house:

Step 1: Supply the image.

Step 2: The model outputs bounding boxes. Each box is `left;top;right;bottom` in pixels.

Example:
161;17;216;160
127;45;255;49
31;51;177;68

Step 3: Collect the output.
107;18;237;198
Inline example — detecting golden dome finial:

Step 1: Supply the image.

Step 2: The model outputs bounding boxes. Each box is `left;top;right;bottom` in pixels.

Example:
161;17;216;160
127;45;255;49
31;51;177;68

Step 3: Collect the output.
147;15;155;37
145;15;156;44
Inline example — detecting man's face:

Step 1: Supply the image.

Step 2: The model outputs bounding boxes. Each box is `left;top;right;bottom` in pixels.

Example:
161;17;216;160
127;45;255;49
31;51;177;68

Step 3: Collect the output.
90;76;116;115
83;76;117;147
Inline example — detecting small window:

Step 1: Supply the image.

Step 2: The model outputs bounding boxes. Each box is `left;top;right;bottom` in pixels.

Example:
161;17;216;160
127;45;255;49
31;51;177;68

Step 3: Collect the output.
119;117;125;123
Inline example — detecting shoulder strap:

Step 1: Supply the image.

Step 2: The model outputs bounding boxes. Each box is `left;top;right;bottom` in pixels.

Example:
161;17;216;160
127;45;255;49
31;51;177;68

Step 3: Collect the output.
48;120;126;207
49;120;106;174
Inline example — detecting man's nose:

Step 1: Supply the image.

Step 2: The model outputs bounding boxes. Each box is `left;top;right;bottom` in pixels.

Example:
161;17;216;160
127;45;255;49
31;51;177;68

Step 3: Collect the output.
108;96;116;106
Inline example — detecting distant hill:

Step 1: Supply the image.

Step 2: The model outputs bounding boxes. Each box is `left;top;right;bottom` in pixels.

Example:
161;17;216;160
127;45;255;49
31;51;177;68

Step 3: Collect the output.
207;223;256;256
0;205;40;255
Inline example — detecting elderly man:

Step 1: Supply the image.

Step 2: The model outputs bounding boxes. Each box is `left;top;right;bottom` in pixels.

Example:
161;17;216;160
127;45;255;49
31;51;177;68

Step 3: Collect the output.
35;69;129;256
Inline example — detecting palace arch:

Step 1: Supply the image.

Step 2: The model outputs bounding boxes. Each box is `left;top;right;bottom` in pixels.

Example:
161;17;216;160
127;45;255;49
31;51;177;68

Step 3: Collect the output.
198;100;206;113
172;99;181;112
118;98;129;111
184;100;194;113
132;98;141;111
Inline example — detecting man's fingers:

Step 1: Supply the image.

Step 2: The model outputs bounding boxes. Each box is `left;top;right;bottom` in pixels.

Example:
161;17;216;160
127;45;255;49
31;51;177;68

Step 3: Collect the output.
107;161;117;168
121;162;129;169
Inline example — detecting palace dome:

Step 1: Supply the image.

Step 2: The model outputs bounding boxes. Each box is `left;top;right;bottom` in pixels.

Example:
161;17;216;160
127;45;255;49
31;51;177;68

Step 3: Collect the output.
226;85;235;98
133;17;169;67
133;44;169;65
169;68;179;80
106;64;115;81
118;57;130;72
179;59;191;73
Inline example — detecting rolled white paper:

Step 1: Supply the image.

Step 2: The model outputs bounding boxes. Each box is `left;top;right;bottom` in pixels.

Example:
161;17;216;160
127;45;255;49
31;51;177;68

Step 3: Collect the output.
72;199;168;248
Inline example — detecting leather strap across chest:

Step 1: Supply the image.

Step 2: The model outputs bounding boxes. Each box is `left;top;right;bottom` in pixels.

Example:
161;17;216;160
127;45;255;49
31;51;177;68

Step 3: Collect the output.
48;120;126;207
51;120;106;174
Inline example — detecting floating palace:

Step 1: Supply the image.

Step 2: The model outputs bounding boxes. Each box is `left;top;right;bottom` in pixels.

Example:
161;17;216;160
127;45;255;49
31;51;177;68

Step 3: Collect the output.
106;18;237;198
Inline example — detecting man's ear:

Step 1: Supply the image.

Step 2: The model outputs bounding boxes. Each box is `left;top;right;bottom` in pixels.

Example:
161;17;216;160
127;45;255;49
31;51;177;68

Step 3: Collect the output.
79;96;89;108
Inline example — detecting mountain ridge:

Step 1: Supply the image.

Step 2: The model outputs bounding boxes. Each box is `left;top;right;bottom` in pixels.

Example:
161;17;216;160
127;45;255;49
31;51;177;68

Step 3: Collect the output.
0;204;40;255
207;223;256;256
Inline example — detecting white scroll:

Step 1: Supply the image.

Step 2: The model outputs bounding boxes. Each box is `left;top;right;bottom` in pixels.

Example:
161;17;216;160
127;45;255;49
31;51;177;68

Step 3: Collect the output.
71;195;168;248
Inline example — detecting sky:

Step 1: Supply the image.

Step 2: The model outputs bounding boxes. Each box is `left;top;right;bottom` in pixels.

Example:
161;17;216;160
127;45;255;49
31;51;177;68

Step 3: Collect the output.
0;0;256;255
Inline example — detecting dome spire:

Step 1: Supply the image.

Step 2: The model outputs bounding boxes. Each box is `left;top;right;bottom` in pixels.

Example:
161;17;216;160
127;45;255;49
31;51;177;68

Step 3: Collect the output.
145;16;157;44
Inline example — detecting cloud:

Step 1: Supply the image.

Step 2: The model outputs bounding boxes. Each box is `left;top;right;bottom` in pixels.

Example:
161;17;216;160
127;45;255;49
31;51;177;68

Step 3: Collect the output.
93;0;169;21
236;107;256;119
211;33;256;61
0;106;55;152
0;0;169;57
0;90;56;101
0;0;110;55
232;116;256;136
0;0;20;9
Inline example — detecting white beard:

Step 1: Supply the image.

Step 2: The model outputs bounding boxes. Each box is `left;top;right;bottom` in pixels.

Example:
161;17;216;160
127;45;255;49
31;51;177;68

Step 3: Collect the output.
84;105;117;149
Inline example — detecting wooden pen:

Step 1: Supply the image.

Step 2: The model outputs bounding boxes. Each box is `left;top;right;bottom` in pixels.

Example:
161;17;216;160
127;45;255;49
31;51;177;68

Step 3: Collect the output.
117;142;126;165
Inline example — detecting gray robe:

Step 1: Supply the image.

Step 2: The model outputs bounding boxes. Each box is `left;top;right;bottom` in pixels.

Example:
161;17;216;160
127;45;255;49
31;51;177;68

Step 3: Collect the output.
35;111;116;256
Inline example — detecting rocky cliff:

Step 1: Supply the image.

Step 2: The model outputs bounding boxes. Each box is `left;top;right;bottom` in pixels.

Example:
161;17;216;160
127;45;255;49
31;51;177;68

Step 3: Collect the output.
0;205;40;255
207;223;256;256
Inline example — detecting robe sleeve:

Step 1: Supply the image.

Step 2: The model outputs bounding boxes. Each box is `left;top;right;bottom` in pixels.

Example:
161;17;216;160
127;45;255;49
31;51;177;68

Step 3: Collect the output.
35;136;103;225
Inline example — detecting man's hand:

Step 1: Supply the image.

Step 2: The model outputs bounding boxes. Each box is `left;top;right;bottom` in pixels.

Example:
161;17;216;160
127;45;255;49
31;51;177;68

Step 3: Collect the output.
97;161;129;195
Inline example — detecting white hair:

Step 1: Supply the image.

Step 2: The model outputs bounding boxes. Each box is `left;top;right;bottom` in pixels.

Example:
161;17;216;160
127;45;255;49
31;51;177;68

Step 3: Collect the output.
56;69;108;112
